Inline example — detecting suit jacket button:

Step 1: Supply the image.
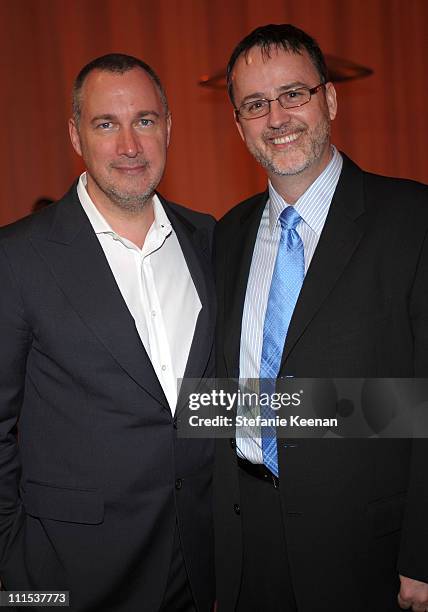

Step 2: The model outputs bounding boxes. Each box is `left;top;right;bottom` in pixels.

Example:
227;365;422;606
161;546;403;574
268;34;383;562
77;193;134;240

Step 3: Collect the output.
230;439;236;448
173;420;178;429
175;478;183;490
233;503;240;515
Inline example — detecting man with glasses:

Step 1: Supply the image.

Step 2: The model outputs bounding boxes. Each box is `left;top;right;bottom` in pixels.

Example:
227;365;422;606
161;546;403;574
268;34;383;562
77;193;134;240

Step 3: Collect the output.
214;24;428;611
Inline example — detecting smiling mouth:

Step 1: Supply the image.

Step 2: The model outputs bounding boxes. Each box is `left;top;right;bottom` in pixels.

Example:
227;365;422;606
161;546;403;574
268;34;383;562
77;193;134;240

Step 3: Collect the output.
271;132;301;145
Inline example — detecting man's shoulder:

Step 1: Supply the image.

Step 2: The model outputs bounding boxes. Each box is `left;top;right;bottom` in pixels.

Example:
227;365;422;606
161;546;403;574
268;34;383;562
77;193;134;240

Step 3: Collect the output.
363;168;428;198
0;184;77;246
362;170;428;227
216;191;268;234
0;202;58;246
158;195;216;256
159;195;216;231
342;155;428;214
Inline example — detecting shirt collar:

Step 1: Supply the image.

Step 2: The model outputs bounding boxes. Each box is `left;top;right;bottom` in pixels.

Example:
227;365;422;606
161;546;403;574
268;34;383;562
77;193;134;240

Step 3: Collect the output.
267;145;343;235
77;171;172;246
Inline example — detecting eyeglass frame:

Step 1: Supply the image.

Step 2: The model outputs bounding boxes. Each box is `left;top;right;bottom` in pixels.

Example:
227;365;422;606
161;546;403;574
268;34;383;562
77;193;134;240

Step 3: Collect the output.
234;83;326;121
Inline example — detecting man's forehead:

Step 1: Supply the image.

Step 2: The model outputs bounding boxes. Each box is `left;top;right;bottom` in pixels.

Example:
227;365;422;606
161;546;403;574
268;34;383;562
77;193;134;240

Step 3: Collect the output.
82;67;153;93
79;67;160;114
240;44;307;69
232;45;318;94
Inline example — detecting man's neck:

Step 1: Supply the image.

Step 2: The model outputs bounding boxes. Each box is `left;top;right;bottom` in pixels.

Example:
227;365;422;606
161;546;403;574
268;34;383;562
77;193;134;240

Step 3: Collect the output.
269;148;333;204
86;178;154;249
99;202;155;250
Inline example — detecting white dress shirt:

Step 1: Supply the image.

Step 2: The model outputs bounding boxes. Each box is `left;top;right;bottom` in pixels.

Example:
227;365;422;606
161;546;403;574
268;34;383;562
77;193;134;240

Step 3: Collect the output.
238;147;343;462
77;173;201;414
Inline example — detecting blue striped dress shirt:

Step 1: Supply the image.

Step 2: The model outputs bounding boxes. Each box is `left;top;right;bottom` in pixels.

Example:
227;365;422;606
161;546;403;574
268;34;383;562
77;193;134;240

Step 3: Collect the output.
237;146;343;463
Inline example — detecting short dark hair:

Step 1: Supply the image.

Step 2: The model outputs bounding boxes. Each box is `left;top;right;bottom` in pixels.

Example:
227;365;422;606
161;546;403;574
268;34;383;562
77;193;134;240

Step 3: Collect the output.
72;53;169;124
226;24;328;107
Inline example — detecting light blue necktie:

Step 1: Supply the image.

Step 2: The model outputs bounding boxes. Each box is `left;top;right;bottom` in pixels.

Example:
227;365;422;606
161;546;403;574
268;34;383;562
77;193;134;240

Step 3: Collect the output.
260;206;304;476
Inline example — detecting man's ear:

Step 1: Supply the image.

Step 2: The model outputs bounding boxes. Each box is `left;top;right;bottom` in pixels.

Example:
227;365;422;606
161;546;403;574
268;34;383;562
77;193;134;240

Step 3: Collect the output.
69;118;83;157
234;110;245;142
324;82;337;121
166;113;172;147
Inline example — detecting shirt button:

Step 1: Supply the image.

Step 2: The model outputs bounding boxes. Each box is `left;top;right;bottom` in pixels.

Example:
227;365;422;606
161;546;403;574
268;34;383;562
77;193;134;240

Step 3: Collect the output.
175;478;183;490
151;310;156;317
233;503;240;515
161;365;167;371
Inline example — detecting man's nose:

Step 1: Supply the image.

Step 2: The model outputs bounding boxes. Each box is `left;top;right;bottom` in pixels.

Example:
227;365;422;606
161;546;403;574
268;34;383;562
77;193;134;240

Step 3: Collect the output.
267;98;292;129
117;127;141;157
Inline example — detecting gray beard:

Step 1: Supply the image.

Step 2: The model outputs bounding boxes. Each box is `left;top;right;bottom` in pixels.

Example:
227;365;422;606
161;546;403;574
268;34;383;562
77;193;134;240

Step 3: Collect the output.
250;119;331;177
103;181;158;214
252;149;312;177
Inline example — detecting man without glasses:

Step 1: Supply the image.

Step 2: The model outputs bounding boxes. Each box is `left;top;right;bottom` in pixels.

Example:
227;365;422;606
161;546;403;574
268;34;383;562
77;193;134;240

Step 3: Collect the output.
0;54;215;611
214;24;428;611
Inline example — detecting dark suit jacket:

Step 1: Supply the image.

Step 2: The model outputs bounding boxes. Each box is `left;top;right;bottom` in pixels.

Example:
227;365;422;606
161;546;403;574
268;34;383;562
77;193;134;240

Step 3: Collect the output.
214;155;428;611
0;184;216;611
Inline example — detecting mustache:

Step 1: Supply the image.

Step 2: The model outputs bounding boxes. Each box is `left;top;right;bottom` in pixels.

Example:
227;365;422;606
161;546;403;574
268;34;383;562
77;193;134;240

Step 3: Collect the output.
262;124;306;140
109;159;150;169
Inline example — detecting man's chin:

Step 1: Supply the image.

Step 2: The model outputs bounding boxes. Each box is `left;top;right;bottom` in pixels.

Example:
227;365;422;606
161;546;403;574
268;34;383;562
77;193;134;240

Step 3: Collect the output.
251;146;308;177
262;156;311;177
106;188;156;212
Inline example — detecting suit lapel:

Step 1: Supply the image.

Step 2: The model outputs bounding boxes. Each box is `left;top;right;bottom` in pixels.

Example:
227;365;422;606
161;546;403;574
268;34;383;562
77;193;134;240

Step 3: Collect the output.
223;193;268;377
280;155;367;369
30;185;168;408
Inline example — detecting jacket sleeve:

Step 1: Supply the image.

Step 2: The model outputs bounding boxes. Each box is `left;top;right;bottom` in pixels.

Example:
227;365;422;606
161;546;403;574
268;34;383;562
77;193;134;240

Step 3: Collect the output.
398;227;428;582
0;241;31;567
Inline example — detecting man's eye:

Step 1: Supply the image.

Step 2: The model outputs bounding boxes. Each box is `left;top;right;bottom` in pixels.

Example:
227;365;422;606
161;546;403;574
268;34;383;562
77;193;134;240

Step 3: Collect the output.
283;90;305;101
138;118;154;127
97;122;113;129
246;100;268;114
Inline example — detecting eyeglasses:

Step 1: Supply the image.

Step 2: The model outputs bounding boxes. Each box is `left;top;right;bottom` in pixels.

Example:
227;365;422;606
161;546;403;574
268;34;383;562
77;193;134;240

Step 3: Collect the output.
235;83;325;120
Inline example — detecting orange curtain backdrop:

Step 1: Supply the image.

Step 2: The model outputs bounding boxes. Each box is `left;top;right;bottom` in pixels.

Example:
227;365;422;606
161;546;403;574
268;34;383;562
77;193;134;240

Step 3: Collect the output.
0;0;427;225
